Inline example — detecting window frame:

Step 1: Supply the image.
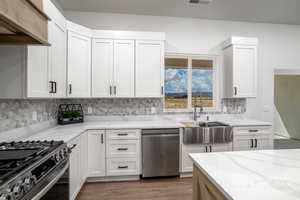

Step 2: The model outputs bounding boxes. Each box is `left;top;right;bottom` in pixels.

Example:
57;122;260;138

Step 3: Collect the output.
164;53;221;113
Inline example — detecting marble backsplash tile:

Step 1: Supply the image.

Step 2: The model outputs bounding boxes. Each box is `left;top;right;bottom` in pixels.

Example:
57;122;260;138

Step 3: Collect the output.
0;99;60;133
0;98;246;133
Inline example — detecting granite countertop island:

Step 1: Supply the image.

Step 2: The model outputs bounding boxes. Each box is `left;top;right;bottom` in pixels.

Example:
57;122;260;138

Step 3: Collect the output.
190;149;300;200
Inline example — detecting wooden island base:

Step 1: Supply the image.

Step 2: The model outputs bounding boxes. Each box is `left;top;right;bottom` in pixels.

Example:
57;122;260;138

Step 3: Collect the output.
193;165;230;200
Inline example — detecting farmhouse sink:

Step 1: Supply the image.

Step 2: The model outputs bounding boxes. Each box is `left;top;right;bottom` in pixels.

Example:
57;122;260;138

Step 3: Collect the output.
183;121;233;144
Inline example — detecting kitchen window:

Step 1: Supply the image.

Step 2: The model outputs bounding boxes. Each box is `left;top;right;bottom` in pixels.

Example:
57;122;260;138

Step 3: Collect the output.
164;54;220;111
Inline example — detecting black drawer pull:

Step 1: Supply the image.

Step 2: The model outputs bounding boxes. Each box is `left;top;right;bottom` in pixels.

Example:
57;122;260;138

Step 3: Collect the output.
118;166;128;169
118;133;128;136
117;148;128;151
254;139;258;148
249;130;259;133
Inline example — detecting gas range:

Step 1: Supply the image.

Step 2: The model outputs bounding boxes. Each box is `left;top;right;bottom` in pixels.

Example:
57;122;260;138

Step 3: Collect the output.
0;141;69;200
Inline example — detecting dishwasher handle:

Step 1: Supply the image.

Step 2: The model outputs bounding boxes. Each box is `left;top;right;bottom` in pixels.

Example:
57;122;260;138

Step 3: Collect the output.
142;129;179;135
142;133;179;137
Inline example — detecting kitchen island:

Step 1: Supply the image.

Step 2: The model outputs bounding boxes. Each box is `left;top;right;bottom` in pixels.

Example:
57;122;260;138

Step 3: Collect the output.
190;149;300;200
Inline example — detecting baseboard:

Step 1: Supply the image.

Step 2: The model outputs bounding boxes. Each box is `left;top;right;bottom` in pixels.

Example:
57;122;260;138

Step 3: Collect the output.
86;175;140;183
180;172;193;178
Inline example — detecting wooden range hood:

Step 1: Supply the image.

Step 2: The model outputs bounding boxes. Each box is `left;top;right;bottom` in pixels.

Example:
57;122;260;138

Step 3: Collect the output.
0;0;50;45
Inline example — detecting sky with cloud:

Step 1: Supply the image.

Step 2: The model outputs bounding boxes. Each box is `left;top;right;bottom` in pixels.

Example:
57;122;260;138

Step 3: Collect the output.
165;68;213;94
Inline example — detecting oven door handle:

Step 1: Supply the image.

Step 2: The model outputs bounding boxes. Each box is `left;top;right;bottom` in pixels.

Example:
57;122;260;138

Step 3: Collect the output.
30;162;69;200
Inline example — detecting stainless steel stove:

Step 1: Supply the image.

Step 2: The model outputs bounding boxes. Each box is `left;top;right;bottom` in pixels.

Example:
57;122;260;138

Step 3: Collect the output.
0;141;69;200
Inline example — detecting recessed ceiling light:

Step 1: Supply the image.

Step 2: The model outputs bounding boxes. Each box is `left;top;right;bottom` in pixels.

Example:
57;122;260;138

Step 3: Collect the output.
189;0;212;4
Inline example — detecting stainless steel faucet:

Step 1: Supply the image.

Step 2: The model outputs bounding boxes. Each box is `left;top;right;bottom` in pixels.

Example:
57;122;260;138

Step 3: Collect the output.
194;105;204;121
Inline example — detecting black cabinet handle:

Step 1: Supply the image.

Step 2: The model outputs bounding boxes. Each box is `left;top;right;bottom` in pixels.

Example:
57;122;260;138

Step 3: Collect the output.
49;81;54;93
117;148;128;151
101;134;104;144
118;133;128;136
118;166;128;169
161;86;164;95
205;146;208;152
250;139;254;148
69;84;72;94
114;86;117;95
54;81;57;93
109;86;112;96
209;145;212;152
234;87;238;96
255;139;258;148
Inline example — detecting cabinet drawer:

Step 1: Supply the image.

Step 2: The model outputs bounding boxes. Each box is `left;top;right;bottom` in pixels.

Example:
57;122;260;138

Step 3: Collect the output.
106;158;139;176
107;129;140;140
234;126;272;136
107;140;140;158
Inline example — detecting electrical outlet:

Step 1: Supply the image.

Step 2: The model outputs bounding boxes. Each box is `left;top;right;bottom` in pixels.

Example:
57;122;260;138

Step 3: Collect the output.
88;107;93;114
32;111;37;121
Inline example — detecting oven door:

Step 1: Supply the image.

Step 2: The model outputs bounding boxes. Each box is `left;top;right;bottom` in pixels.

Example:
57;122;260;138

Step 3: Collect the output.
40;166;70;200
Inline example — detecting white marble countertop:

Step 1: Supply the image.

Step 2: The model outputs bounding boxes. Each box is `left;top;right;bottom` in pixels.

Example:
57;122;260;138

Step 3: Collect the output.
25;120;185;143
190;149;300;200
0;115;271;143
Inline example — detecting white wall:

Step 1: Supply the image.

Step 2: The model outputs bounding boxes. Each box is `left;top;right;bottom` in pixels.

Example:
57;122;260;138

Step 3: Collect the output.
65;11;300;122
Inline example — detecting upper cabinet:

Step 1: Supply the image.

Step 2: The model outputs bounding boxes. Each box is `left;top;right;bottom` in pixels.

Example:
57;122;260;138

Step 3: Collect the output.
135;40;164;97
28;0;67;98
67;21;92;98
92;31;165;98
222;37;258;98
0;0;66;99
113;40;135;97
0;0;50;45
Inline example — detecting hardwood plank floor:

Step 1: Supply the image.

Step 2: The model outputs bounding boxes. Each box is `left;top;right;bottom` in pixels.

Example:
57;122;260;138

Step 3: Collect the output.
77;178;192;200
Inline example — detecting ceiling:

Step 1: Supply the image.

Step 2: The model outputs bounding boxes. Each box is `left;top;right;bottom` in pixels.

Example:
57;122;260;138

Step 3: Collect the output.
56;0;300;25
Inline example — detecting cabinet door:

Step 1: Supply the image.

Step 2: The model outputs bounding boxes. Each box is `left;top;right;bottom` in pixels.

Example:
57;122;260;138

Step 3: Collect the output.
135;40;164;97
69;137;81;200
210;143;232;152
255;135;273;150
233;134;252;151
49;20;67;97
27;46;50;97
233;45;257;97
92;39;114;97
67;31;91;97
87;130;106;177
181;145;206;173
113;40;135;97
80;133;88;182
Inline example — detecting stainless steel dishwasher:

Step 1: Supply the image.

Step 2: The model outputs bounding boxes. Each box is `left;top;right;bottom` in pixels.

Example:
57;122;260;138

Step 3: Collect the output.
142;129;179;178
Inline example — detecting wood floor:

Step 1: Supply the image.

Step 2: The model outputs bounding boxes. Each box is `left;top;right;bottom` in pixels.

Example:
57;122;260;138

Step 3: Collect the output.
77;178;192;200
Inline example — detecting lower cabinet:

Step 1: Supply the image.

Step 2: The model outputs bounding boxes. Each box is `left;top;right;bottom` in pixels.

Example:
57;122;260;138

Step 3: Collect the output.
181;143;232;173
69;134;87;200
87;130;106;177
233;126;273;151
106;129;141;176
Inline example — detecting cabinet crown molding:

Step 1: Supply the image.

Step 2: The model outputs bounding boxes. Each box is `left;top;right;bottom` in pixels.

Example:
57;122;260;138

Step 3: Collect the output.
93;30;166;41
222;36;258;49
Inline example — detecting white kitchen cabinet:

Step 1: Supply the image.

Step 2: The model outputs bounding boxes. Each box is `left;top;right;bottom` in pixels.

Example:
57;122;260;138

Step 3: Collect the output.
106;129;141;176
48;19;67;97
87;130;106;177
135;40;164;97
181;143;232;173
67;21;92;98
223;37;258;98
27;46;50;97
181;145;206;173
233;126;273;151
0;0;66;99
69;136;82;200
113;40;135;97
92;39;114;97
